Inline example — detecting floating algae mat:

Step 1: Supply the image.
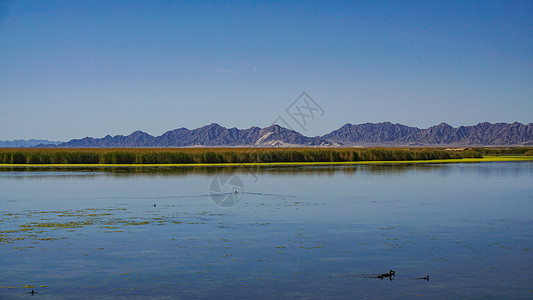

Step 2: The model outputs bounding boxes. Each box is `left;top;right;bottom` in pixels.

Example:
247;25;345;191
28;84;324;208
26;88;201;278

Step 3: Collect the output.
0;207;169;244
1;162;532;299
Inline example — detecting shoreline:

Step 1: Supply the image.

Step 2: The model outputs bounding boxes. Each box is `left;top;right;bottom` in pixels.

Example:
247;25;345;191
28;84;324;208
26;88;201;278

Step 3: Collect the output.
0;156;532;168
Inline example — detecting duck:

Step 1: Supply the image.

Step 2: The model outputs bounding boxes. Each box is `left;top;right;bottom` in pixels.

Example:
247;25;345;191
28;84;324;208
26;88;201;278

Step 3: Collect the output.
421;275;429;281
378;270;395;280
153;204;157;207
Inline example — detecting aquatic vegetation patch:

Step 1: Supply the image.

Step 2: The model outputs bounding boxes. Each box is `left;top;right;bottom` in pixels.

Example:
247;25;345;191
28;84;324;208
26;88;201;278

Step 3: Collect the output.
123;221;151;226
0;207;166;244
21;221;95;229
0;206;214;245
471;147;533;155
0;147;488;165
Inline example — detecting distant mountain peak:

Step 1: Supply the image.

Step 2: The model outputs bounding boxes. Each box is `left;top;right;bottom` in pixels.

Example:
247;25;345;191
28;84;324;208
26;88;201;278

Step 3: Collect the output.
130;130;146;134
262;124;285;131
435;122;453;128
128;130;152;137
205;123;222;128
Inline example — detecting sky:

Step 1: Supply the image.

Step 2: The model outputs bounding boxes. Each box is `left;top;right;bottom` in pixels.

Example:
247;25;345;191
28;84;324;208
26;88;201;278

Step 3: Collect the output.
1;0;532;141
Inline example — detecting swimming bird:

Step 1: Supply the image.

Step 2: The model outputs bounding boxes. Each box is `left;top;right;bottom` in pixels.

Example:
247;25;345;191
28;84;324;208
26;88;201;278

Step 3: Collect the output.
28;289;36;295
421;275;429;281
153;204;157;207
378;270;395;280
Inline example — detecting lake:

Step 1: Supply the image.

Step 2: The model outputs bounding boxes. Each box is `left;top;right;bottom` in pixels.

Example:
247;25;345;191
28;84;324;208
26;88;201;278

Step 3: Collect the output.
1;162;532;299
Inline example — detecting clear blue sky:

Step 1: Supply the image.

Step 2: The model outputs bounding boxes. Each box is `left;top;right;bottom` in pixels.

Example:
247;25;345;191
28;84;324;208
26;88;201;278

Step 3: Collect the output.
1;0;532;141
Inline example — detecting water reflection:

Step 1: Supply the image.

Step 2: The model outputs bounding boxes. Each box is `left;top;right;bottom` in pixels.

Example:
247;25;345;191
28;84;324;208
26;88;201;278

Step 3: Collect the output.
2;161;531;179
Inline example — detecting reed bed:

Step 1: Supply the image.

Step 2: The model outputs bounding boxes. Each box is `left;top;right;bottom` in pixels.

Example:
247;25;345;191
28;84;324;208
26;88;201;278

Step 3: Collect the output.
471;147;533;155
0;148;482;164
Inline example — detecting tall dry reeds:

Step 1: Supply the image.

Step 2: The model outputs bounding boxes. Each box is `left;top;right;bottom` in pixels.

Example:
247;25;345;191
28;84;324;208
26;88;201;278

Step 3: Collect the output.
0;147;483;164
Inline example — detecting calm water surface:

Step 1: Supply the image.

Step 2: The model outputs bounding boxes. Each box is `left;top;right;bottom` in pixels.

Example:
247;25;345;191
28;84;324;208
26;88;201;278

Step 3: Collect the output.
1;162;532;299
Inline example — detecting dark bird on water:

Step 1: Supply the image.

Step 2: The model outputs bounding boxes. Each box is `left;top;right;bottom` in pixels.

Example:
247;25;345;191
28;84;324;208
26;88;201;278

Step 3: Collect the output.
153;204;157;207
28;289;36;295
409;275;430;281
377;270;395;280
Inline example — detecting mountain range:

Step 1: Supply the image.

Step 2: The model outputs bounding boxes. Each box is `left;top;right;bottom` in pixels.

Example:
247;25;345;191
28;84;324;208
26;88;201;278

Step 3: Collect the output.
0;139;62;148
20;122;533;148
324;122;533;146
